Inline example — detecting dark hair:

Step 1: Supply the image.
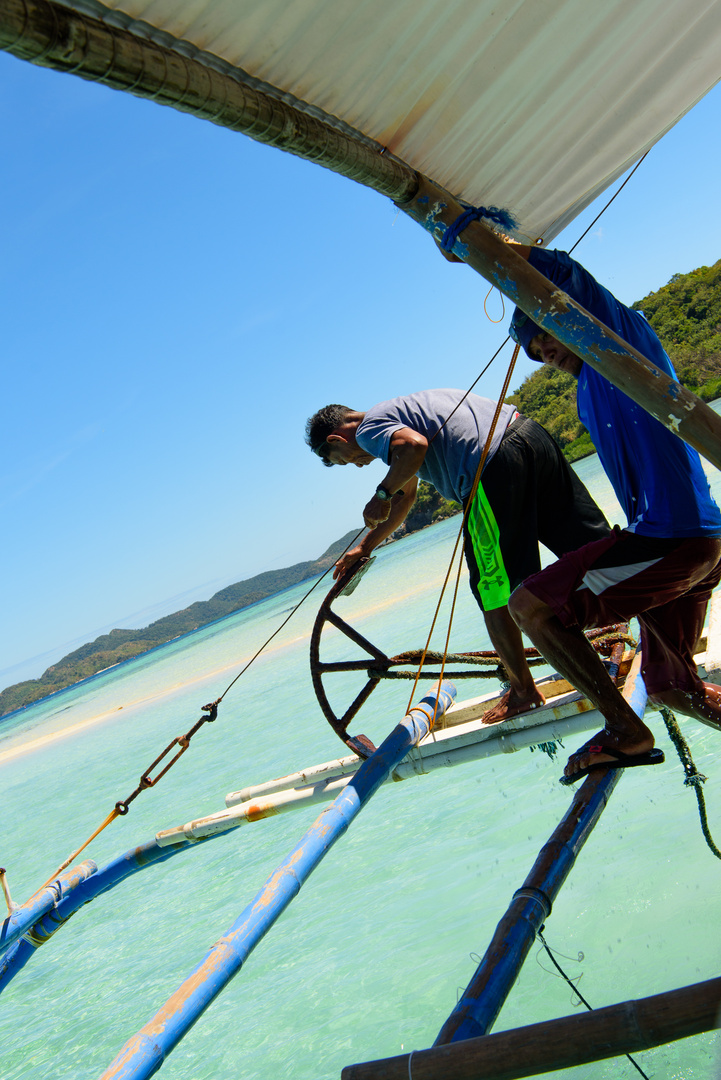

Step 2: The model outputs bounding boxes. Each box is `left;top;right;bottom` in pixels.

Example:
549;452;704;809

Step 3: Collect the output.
305;404;354;466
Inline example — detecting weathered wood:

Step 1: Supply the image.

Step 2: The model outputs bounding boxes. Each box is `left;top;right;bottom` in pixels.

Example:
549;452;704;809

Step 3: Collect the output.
4;3;721;473
341;977;721;1080
398;175;721;472
445;653;633;729
432;651;645;1046
0;0;418;201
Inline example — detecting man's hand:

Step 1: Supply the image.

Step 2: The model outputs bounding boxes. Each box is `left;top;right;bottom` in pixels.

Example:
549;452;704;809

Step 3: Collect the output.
333;475;418;581
333;546;369;580
363;494;391;528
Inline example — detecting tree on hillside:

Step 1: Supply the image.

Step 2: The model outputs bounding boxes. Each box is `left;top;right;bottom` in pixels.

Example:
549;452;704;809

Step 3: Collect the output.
631;259;721;399
392;480;460;537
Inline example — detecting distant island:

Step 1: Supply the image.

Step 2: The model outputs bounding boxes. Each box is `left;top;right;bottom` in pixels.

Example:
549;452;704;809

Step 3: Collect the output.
2;258;719;718
0;500;458;719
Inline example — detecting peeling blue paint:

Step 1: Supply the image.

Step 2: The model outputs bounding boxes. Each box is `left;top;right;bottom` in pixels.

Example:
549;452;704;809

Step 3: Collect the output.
435;672;648;1046
401;182;721;468
98;683;456;1080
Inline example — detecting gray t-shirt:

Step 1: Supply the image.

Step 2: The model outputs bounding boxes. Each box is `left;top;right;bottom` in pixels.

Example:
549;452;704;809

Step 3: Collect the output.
355;390;516;503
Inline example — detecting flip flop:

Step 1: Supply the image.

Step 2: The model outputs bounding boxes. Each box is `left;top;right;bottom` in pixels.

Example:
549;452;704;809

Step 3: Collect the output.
559;743;665;786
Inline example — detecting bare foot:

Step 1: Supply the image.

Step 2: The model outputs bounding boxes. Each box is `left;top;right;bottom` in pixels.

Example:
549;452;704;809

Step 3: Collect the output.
482;687;546;725
562;722;657;783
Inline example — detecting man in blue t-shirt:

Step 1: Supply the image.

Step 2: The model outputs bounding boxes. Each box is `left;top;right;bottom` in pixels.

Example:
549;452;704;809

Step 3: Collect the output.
306;390;609;722
506;247;721;783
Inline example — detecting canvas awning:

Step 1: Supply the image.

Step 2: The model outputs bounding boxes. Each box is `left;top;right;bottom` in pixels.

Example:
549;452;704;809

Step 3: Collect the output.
4;0;721;463
37;0;721;242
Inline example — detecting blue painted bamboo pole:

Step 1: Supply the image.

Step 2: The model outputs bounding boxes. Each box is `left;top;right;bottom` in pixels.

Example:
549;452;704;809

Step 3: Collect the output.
399;176;721;472
0;838;210;992
0;859;97;958
434;659;647;1045
98;682;456;1080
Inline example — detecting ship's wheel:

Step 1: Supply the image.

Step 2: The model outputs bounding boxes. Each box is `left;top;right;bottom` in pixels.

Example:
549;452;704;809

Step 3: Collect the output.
310;558;635;759
309;558;544;758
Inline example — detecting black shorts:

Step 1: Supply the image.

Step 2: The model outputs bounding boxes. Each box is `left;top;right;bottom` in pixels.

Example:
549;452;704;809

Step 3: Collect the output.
463;415;610;611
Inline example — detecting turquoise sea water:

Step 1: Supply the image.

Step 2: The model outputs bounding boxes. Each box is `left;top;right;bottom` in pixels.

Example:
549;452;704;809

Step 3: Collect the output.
2;450;721;1080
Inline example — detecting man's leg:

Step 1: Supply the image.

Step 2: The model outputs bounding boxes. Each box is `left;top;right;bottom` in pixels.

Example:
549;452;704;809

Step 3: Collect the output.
463;460;545;724
650;685;721;729
472;417;611;724
639;574;721;730
481;605;544;723
510;585;655;777
511;532;721;779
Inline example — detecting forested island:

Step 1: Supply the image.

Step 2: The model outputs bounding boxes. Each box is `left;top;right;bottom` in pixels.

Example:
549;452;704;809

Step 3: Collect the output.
2;258;719;718
0;530;361;717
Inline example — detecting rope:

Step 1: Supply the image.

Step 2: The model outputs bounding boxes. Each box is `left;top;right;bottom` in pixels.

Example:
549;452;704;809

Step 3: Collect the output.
28;333;521;886
409;155;652;722
36;806;120;892
537;929;650;1079
440;204;518;252
214;531;361;703
26;154;648;896
483;285;506;324
30;526;366;895
568;152;650;254
659;706;721;861
404;344;522;716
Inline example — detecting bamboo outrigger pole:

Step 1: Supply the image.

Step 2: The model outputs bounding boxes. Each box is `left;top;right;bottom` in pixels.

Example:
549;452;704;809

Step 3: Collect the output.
433;652;646;1045
341;655;650;1073
98;683;455;1080
3;0;721;469
341;657;713;1080
0;838;218;992
0;858;96;958
340;977;721;1080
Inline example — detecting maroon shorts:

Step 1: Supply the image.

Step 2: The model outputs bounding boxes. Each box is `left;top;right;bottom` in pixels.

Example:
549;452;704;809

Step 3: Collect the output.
522;527;721;695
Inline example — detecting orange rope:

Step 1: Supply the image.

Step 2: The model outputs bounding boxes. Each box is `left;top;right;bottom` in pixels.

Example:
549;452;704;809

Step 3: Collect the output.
35;807;121;893
483;285;506;323
405;344;522;720
27;527;370;899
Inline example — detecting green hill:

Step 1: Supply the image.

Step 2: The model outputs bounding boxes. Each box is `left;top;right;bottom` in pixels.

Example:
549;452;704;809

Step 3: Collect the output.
5;259;718;719
0;530;360;718
0;497;462;719
507;258;721;461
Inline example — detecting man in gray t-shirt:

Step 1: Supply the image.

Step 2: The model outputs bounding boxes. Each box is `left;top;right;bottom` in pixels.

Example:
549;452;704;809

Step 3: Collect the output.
306;389;609;722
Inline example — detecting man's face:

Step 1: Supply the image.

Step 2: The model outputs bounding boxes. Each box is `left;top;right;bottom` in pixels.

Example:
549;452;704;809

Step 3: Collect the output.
325;435;374;467
528;332;583;377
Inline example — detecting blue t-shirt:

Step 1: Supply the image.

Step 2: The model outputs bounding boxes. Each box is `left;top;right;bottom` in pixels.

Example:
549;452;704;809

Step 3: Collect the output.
355;390;516;504
529;248;721;539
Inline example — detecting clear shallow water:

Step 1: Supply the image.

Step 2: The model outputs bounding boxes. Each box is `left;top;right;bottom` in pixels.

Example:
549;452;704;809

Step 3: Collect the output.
2;450;721;1080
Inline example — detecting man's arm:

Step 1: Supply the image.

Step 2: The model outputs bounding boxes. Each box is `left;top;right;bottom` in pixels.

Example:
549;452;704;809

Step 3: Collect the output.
333;426;427;579
333;477;418;578
362;427;428;528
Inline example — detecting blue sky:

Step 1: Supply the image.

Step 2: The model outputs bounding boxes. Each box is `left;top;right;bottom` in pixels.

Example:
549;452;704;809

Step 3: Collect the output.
2;51;720;690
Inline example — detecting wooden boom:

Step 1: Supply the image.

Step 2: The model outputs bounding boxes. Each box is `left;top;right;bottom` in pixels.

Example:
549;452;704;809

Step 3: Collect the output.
3;0;721;468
